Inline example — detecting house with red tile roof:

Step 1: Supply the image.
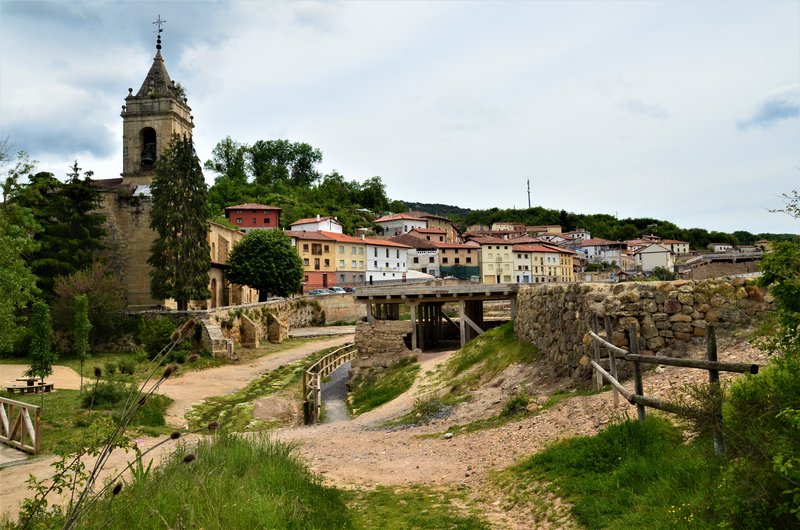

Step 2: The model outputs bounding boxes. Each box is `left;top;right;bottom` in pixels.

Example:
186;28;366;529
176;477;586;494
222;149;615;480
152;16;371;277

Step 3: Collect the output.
512;244;576;283
224;203;281;231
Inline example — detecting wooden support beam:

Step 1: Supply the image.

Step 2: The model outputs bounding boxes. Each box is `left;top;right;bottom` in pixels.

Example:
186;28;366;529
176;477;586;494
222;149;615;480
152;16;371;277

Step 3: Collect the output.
459;301;466;347
461;312;484;335
411;304;417;351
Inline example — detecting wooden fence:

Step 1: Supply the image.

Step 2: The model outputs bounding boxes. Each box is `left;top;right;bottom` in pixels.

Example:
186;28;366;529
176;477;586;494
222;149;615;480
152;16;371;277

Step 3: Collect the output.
303;343;357;425
586;316;759;455
0;396;41;454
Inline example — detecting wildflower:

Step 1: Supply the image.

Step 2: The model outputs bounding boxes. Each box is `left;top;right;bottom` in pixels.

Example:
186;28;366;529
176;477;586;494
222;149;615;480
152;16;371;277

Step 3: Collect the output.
112;483;123;496
94;367;102;378
188;354;200;363
163;364;178;378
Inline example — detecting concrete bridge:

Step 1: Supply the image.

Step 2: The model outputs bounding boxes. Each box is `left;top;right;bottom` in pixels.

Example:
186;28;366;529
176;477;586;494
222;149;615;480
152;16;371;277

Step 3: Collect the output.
353;283;519;350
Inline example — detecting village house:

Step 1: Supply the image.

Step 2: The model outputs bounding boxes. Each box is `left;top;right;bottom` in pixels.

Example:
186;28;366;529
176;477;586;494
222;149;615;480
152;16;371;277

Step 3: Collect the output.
492;221;526;232
374;213;428;236
526;225;562;236
573;238;628;266
364;238;411;284
634;243;675;273
660;239;690;254
431;241;480;280
408;227;446;242
512;244;576;284
405;211;461;243
563;228;591;241
320;231;367;287
223;203;281;231
289;215;344;234
389;234;440;277
285;230;336;291
473;237;515;284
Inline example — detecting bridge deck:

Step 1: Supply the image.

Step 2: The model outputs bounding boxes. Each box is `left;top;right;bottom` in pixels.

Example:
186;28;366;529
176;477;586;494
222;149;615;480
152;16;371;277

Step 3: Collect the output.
353;283;519;304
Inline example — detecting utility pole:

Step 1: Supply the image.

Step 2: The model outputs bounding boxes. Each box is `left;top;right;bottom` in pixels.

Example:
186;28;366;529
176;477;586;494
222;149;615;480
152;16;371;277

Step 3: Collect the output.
527;178;531;209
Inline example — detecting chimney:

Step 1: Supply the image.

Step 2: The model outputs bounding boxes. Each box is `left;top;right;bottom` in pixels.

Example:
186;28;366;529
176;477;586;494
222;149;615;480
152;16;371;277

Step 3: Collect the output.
361;234;365;240
316;214;320;221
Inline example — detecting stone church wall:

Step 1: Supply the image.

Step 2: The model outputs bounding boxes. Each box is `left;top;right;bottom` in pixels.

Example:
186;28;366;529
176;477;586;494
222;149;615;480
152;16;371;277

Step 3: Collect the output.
514;279;771;381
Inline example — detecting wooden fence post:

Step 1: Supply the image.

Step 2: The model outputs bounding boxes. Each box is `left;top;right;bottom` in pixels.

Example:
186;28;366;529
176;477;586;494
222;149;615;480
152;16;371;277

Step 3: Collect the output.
591;315;603;390
604;316;619;408
628;324;646;422
706;325;725;456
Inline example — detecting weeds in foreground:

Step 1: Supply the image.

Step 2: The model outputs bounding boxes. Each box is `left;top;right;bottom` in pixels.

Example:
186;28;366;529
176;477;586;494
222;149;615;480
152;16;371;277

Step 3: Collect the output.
15;319;218;530
348;358;420;416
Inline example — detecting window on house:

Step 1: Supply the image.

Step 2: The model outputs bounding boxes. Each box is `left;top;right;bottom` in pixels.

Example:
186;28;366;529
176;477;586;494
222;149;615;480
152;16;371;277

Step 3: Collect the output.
429;257;435;263
359;261;363;267
385;262;389;268
304;275;308;282
359;247;364;254
264;218;270;224
338;259;344;267
351;246;357;254
374;261;378;267
324;245;329;252
488;263;493;270
252;218;257;224
351;260;356;267
413;257;419;263
466;257;472;263
426;236;431;240
374;248;378;257
455;258;460;264
236;218;243;224
339;245;345;253
396;249;400;259
324;259;330;267
442;257;449;264
303;258;309;266
385;248;389;258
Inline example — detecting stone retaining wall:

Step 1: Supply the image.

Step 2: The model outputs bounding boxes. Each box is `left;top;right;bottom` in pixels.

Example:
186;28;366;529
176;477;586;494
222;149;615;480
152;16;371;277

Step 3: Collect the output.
353;320;414;371
514;279;770;380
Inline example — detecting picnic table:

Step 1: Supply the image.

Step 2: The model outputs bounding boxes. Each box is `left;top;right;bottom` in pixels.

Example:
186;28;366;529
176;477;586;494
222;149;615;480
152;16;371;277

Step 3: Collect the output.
5;380;54;394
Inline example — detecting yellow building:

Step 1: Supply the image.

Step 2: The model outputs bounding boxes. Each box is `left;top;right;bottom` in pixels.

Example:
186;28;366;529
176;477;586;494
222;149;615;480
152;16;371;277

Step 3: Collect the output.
474;237;515;284
285;230;337;291
321;231;368;286
207;222;259;308
513;244;575;284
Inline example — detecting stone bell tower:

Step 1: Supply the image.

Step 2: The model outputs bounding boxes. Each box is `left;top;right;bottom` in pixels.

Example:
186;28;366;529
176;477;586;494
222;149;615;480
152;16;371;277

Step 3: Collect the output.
120;28;193;188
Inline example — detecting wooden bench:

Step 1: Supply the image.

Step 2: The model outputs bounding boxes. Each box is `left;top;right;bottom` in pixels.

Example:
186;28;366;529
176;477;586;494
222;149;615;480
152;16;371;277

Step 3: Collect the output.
5;383;54;395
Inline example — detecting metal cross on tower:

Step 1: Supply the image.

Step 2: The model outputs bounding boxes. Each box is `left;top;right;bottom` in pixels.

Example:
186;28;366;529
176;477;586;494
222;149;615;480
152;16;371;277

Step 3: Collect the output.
153;14;166;33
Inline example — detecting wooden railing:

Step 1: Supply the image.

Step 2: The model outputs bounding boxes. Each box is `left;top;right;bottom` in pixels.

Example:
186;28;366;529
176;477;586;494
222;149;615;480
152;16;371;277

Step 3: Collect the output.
586;316;759;455
0;396;41;454
303;343;357;425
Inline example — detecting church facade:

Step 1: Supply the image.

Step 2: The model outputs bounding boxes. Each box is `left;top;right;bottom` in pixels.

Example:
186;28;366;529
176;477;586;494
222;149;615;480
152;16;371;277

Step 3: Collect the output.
94;32;256;310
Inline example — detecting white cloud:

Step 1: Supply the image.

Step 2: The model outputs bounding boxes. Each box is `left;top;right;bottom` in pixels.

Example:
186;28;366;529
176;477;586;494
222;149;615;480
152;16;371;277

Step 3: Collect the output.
738;84;800;129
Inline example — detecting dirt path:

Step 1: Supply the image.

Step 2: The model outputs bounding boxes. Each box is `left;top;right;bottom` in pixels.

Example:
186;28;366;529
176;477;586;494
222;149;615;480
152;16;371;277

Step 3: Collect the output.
275;335;768;529
0;365;83;390
161;335;353;428
0;335;352;521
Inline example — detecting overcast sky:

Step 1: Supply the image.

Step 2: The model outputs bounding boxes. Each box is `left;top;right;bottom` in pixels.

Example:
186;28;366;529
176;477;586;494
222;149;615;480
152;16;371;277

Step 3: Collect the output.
1;0;798;234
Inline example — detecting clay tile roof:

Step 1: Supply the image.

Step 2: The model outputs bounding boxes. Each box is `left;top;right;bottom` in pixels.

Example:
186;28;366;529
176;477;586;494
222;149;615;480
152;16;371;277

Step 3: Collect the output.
409;228;446;234
224;203;281;211
374;213;426;223
430;241;479;249
470;236;509;245
318;231;366;243
362;238;412;248
283;230;334;241
389;234;438;249
578;238;624;247
512;244;560;253
290;216;339;225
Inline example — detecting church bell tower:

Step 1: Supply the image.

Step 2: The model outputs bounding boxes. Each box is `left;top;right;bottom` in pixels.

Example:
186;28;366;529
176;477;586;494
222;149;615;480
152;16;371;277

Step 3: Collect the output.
120;24;193;187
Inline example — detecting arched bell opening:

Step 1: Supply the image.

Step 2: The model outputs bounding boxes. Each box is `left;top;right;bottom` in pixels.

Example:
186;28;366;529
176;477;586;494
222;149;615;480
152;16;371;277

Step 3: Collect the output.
140;127;157;170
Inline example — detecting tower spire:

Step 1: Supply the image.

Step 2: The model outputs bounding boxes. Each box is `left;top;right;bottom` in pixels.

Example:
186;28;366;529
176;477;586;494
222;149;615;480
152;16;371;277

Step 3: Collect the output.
153;15;166;52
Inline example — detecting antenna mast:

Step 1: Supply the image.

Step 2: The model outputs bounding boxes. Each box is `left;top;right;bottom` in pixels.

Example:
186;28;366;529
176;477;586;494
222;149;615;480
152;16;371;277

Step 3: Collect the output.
527;178;531;209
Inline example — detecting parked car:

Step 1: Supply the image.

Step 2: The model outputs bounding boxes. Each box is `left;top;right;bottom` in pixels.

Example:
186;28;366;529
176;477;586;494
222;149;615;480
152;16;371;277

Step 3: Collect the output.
327;287;347;294
342;286;355;293
308;288;333;296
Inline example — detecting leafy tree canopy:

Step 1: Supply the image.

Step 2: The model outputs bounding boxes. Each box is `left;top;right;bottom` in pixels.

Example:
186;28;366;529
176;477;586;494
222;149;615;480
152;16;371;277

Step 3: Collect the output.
226;229;303;301
149;134;211;310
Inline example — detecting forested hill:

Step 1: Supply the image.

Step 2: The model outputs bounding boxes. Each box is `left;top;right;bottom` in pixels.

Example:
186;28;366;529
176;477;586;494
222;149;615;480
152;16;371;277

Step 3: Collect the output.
401;202;797;250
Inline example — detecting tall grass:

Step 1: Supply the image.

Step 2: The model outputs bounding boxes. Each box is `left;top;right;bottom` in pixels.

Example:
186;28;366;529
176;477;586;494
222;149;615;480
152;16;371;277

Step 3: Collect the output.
501;417;718;529
72;433;354;529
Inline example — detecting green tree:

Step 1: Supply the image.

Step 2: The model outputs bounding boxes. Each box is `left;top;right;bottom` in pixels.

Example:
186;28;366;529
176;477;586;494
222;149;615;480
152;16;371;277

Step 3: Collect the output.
10;162;106;297
52;261;127;352
149;134;211;310
25;300;55;407
249;139;322;188
0;206;40;354
74;294;90;396
226;229;303;301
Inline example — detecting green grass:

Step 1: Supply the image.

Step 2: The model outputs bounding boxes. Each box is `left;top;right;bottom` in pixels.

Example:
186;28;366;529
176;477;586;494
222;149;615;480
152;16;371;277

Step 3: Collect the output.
348;359;420;415
347;485;490;529
0;388;171;454
68;433;355;530
185;345;339;432
445;322;540;390
497;416;719;529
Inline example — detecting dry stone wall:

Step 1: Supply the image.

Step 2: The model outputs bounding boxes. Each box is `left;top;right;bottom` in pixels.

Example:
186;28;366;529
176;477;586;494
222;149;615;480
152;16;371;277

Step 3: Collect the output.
353;320;414;370
514;279;771;381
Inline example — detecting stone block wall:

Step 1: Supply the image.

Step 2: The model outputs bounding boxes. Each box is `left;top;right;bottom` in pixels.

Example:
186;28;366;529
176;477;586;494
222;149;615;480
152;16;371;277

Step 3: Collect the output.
353;320;414;371
686;260;761;280
514;279;770;380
